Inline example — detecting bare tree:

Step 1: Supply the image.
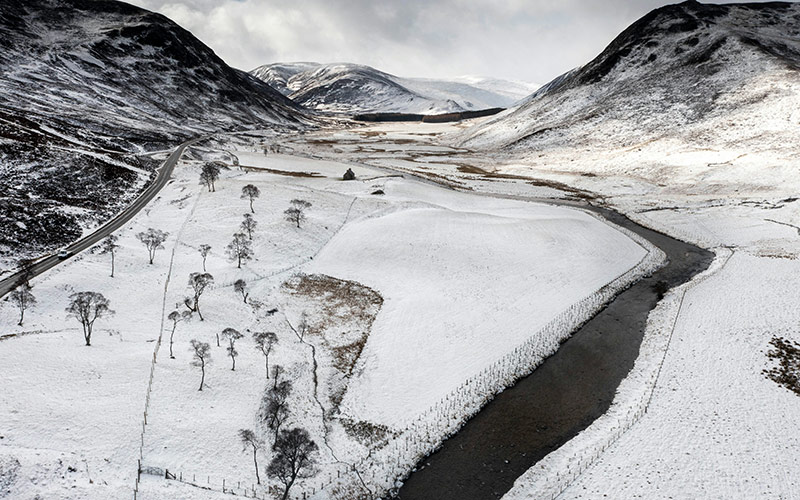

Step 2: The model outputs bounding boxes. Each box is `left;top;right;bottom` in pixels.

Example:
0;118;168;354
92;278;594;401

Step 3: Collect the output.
284;199;312;229
184;272;214;321
9;283;36;326
233;279;249;303
198;244;211;272
16;258;35;287
136;228;169;265
221;327;243;370
260;378;292;445
240;213;257;240
167;310;191;359
296;312;309;342
241;184;261;213
199;163;220;192
66;291;113;346
253;331;278;378
226;233;253;269
271;365;283;386
99;235;120;277
267;427;319;500
190;339;211;391
239;429;262;485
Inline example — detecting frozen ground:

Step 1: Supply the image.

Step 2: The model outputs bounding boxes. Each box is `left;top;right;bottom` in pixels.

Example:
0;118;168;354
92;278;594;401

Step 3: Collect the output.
0;128;649;499
288;121;800;500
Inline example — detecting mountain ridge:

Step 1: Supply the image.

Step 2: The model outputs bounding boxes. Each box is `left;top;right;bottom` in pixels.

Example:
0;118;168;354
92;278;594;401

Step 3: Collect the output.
460;0;800;152
251;61;539;115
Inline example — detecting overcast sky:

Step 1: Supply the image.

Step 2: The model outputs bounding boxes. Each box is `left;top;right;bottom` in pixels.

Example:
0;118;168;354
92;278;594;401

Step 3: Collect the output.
127;0;776;85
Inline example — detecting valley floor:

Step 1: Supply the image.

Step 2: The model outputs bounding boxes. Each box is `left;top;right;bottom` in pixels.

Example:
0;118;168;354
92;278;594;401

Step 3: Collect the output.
303;121;800;500
0;123;649;500
1;119;798;500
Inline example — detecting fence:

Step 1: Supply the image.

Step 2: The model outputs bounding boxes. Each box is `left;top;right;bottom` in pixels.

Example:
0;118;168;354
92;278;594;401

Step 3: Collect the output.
138;213;668;500
133;184;204;499
500;246;735;500
288;220;669;498
133;199;677;499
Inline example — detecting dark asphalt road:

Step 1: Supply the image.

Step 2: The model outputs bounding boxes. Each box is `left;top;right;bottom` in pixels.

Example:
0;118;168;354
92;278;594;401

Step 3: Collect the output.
0;137;201;298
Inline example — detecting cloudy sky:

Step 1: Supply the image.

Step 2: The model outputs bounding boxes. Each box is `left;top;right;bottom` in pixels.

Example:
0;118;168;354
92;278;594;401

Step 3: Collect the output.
127;0;764;84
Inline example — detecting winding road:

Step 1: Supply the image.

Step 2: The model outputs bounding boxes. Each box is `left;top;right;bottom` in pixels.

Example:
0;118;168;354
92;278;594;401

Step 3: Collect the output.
0;137;202;298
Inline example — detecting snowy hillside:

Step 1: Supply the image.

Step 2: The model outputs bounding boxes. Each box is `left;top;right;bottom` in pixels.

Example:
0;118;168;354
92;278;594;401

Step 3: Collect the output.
461;0;800;154
0;0;307;261
250;62;539;114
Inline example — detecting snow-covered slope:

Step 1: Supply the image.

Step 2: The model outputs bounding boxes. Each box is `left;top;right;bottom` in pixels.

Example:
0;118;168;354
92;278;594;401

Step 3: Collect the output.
461;1;800;152
250;62;539;114
0;0;308;260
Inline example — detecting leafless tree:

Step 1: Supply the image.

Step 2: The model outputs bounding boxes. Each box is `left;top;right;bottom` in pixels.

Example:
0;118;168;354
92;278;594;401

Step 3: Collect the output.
136;228;169;265
226;233;253;269
199;163;220;192
271;364;283;387
240;213;257;240
241;184;261;213
221;327;243;370
239;429;262;484
267;427;319;500
167;310;191;359
66;291;113;346
9;283;36;326
184;272;214;321
198;244;211;272
296;312;309;342
99;235;120;277
253;331;278;378
284;199;312;228
260;378;292;445
16;258;35;287
233;279;249;303
190;339;211;391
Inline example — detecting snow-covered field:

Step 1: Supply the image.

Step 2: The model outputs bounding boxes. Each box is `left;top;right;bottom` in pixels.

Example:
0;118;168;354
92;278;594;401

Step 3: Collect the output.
0;130;650;499
288;122;800;500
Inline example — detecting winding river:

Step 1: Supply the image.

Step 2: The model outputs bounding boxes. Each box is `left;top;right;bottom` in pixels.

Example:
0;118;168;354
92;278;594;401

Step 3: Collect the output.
393;203;714;499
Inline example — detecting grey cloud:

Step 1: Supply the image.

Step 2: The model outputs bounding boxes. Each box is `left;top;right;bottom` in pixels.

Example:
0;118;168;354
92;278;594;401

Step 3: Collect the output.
127;0;783;84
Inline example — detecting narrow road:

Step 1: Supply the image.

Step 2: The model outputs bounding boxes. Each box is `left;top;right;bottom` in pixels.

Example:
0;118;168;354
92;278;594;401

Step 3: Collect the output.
0;137;203;298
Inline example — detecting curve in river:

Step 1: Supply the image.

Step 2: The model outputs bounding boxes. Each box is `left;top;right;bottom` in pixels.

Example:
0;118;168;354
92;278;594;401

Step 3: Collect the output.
394;203;714;500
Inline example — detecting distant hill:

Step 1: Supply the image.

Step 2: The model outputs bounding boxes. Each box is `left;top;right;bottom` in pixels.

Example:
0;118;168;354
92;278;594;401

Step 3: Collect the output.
0;0;309;259
250;62;540;114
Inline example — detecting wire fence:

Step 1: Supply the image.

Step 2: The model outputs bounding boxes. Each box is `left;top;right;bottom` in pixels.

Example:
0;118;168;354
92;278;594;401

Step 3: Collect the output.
132;192;698;500
501;247;735;500
133;185;204;499
289;224;668;498
135;216;667;500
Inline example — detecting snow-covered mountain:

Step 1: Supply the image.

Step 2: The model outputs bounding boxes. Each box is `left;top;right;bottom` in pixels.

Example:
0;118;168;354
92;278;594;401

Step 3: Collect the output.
460;1;800;154
0;0;308;260
250;62;540;114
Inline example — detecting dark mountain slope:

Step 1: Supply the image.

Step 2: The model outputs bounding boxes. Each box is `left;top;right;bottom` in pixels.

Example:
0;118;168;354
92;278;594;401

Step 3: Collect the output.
0;0;308;260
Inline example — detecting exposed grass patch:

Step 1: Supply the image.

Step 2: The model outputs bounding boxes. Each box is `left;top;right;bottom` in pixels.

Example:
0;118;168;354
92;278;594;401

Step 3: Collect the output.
242;166;323;178
282;274;383;375
764;336;800;396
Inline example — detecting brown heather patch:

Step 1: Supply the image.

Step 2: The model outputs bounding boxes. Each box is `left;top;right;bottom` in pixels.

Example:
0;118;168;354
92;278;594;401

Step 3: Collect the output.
282;274;383;375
